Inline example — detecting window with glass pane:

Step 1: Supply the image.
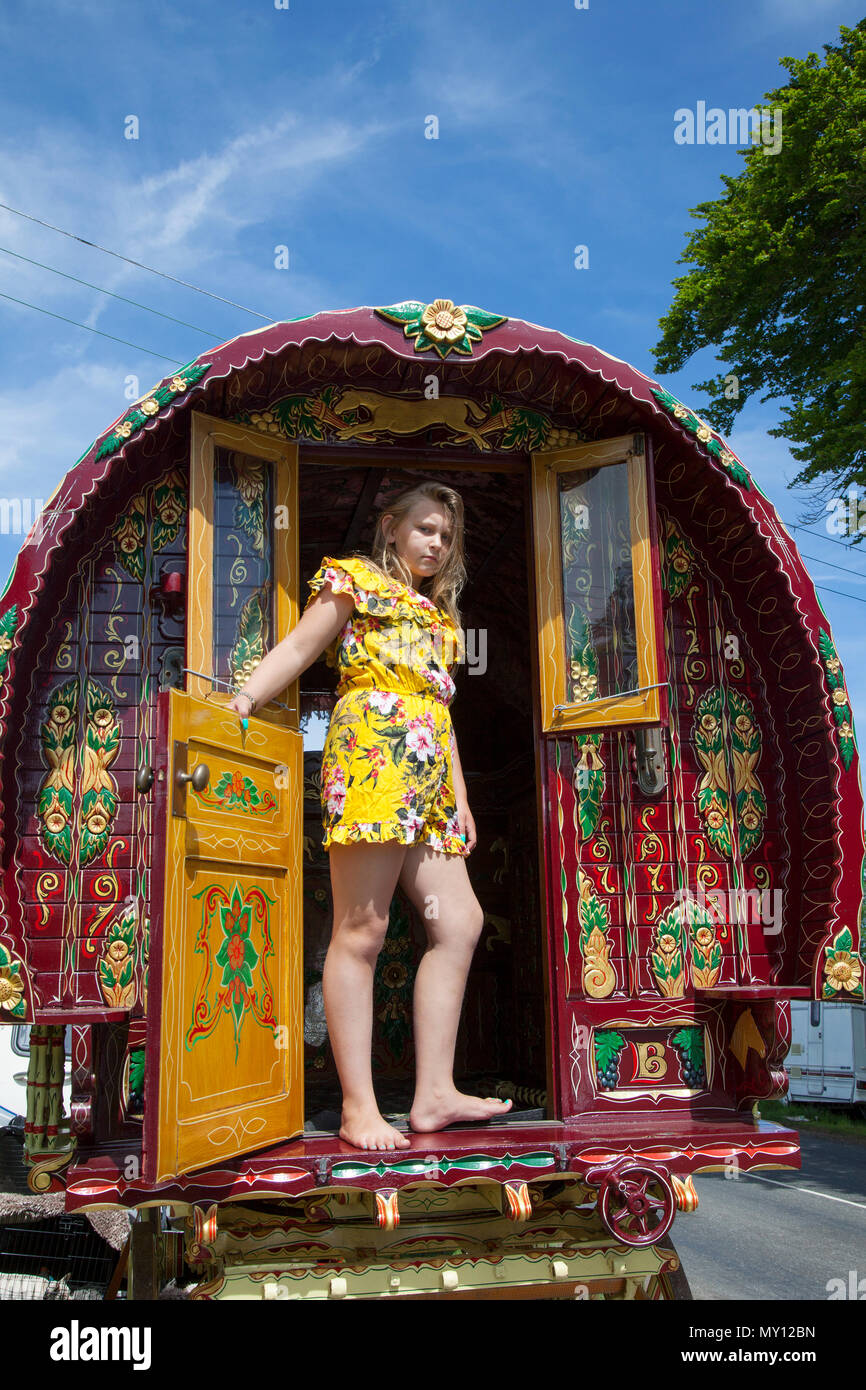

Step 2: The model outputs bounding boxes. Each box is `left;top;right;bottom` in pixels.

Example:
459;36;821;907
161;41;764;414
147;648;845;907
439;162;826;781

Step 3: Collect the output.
212;446;275;692
559;462;638;708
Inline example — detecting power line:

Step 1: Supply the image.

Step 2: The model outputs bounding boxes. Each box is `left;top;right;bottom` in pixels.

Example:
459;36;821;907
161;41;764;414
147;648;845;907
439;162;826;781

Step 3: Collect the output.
0;244;224;339
783;519;866;554
798;550;866;580
0;201;274;320
813;583;866;606
0;289;183;364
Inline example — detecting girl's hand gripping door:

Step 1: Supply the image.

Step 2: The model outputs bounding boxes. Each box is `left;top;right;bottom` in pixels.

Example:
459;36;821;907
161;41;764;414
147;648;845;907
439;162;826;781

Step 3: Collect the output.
144;413;303;1183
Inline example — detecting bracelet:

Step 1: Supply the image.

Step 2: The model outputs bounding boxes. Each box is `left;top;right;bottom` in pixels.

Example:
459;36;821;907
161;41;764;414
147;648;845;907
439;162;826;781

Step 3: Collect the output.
238;690;258;713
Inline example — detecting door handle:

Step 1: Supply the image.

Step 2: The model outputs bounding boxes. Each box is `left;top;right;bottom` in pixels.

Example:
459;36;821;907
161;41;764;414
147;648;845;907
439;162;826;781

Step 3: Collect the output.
176;762;210;792
171;740;211;817
136;765;155;793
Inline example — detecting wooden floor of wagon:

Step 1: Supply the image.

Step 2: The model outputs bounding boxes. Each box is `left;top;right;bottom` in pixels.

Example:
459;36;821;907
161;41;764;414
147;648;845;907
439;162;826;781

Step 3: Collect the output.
62;1111;801;1210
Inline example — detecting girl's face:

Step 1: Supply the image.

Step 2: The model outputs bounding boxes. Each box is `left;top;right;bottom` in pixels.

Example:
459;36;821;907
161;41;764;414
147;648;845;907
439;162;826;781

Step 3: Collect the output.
383;502;453;585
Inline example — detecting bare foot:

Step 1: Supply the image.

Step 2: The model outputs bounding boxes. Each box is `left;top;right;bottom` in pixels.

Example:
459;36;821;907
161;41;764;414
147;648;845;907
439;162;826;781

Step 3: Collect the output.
339;1102;412;1151
409;1090;513;1133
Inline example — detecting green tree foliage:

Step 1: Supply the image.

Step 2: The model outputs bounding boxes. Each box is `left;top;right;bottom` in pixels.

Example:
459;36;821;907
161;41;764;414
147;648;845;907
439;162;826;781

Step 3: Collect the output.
652;22;866;492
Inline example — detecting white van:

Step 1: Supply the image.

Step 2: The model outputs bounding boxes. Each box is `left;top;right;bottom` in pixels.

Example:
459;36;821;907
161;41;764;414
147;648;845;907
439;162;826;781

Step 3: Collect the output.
786;1000;866;1113
0;1025;72;1124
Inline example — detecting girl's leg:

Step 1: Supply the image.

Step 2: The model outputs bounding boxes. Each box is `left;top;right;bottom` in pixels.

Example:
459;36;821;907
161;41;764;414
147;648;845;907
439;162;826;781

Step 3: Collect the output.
397;844;513;1131
324;840;411;1150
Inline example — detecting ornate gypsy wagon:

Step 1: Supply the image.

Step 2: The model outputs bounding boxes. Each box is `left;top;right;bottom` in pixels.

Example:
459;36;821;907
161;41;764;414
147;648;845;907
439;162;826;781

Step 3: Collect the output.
0;299;862;1300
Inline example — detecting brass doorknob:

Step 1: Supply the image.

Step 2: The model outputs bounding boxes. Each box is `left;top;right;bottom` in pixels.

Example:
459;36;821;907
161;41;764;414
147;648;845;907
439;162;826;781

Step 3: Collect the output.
176;762;210;792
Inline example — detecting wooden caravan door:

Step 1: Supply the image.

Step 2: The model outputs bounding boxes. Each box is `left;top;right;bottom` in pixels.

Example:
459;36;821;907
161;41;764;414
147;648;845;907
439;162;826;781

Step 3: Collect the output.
145;414;303;1183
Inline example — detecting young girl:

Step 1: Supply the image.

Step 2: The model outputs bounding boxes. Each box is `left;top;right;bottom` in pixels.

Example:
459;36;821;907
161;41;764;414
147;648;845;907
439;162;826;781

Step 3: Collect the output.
227;482;512;1151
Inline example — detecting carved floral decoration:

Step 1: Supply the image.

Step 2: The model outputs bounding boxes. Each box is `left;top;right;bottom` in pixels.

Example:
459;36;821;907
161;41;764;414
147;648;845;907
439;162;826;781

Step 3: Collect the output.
663;521;696;599
0;604;18;696
822;926;863;1000
693;687;766;858
95;364;210;462
650;905;686;998
37;678;120;866
651;387;752;490
98;900;138;1008
375;299;507;358
112;469;186;584
0;943;26;1018
818;629;856;770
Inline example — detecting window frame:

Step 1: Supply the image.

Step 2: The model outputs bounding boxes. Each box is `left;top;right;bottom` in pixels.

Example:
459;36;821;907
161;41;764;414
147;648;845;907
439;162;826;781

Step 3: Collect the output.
189;412;299;728
531;431;667;733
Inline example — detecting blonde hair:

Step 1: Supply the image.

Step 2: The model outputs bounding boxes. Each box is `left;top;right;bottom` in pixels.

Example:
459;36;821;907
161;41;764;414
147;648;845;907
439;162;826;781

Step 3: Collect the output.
348;482;466;630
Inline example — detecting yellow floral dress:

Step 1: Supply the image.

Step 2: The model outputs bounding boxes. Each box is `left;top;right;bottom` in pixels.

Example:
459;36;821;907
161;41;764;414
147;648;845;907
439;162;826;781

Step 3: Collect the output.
304;556;469;857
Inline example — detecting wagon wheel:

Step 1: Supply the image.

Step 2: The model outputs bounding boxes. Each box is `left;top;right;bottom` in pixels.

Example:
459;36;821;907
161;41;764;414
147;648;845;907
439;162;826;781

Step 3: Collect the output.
597;1163;676;1247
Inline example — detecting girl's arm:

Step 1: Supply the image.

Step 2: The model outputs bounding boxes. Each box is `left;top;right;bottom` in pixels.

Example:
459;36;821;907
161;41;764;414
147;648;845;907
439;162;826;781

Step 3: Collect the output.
227;584;354;713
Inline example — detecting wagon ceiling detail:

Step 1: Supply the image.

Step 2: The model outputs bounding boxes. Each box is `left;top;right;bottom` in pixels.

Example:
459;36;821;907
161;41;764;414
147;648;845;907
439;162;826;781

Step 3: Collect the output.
374;299;508;358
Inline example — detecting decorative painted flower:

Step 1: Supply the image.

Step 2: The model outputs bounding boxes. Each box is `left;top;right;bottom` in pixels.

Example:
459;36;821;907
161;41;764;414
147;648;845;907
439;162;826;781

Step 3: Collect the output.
700;714;718;734
108;939;129;964
52;704;73;728
695;927;716;948
706;809;725;829
742;810;760;830
227;932;246;972
86;808;108;836
696;424;713;443
824;951;862;993
217;903;257;991
0;633;12;656
673;404;690;420
421;300;468;344
375;299;507;359
114;516;141;556
832;688;849;706
382;962;408;990
140;397;160;417
116;422;133;439
0;967;23;1012
826;656;842;675
735;714;754;735
658;934;678;956
169;376;190;393
46;812;68;835
156;491;184;526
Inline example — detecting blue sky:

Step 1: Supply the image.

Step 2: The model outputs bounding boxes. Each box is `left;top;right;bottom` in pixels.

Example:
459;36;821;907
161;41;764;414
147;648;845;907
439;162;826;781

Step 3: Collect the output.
1;0;864;743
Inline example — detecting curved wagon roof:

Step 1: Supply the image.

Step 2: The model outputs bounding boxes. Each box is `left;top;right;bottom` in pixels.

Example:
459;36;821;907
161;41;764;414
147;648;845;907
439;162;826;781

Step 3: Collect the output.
0;300;862;999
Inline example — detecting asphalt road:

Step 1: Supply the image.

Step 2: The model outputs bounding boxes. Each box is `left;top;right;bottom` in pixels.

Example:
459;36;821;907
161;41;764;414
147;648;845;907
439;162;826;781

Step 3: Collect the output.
671;1126;866;1301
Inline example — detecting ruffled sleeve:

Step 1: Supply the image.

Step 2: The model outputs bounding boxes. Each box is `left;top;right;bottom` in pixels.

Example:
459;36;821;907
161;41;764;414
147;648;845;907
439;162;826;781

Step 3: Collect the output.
303;556;400;619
